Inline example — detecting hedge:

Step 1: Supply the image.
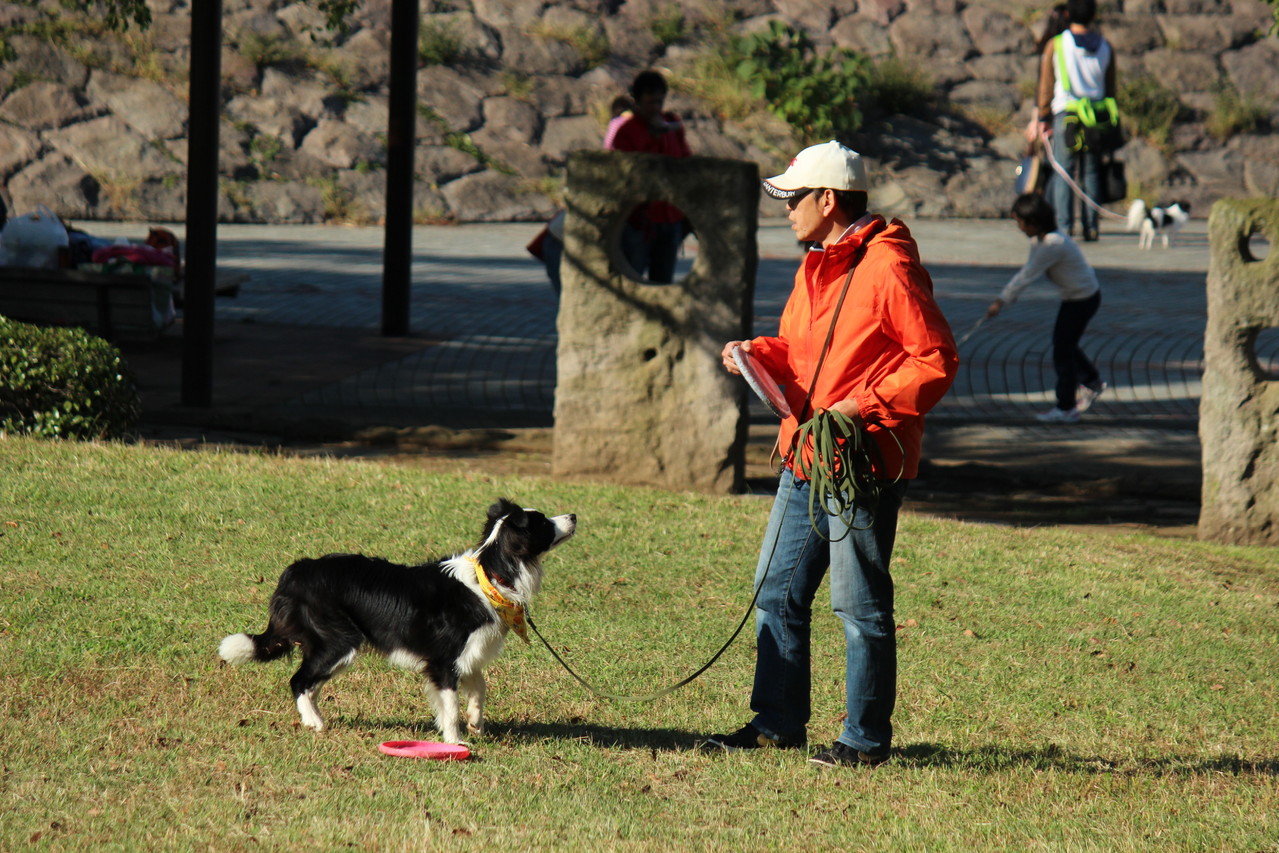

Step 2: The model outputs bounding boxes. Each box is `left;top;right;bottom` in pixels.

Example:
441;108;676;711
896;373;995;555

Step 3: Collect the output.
0;316;142;439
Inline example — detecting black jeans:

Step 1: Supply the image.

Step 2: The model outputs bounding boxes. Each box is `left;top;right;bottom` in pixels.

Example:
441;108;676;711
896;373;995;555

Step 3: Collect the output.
1052;291;1101;410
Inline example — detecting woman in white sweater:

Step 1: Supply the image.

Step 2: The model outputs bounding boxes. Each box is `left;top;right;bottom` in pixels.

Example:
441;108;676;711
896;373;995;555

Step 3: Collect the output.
986;193;1105;423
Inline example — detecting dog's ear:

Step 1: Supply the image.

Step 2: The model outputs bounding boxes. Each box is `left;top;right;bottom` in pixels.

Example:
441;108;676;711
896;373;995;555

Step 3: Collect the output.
488;498;526;526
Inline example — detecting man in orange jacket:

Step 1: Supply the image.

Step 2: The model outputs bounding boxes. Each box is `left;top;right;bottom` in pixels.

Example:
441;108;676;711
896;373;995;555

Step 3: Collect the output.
706;141;958;767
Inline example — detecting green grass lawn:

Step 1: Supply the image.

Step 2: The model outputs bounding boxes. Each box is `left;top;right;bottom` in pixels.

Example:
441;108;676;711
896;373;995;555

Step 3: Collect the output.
2;436;1277;850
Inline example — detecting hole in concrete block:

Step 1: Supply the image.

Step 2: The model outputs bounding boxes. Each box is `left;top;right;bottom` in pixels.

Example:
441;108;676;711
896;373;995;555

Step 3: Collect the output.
1240;228;1272;263
1252;327;1279;380
612;204;696;285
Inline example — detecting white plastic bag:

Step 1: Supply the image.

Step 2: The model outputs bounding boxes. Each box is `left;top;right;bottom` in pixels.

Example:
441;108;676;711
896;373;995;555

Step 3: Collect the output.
1;205;69;268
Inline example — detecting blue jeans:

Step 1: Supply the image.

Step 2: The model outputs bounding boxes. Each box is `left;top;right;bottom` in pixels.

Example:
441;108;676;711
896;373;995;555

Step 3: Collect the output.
749;467;906;753
620;221;683;283
1050;113;1101;235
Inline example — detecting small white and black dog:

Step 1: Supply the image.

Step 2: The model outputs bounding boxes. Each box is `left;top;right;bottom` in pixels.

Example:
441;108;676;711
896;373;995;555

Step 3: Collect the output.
218;499;576;742
1126;199;1192;249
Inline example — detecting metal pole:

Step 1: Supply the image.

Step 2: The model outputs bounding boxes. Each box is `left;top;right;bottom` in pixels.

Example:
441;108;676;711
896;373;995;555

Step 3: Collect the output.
181;0;223;405
381;0;419;337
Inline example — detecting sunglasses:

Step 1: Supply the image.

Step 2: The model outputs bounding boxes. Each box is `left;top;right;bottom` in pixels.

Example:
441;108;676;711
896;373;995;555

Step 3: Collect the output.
785;188;815;210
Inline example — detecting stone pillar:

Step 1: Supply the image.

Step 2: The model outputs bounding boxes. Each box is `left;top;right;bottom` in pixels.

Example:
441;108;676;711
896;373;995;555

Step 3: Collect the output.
553;151;758;493
1199;198;1279;545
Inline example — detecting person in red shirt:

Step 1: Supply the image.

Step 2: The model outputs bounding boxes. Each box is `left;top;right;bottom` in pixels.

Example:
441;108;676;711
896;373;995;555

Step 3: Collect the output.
605;69;691;283
705;141;957;768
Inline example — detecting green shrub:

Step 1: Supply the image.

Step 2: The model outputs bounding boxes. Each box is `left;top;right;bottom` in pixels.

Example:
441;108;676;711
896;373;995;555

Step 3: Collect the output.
649;5;689;46
1119;74;1182;151
249;133;284;164
0;317;141;440
1206;83;1267;142
238;32;306;72
419;19;466;66
864;56;938;118
730;21;871;142
417;104;515;175
531;21;609;70
671;47;765;124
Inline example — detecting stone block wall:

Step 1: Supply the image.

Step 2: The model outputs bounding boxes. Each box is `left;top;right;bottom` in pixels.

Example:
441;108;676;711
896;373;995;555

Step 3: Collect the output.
0;0;1275;226
552;150;757;493
1199;198;1279;546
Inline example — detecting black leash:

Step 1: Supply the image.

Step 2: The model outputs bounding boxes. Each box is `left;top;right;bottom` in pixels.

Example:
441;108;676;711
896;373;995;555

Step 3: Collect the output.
525;570;766;703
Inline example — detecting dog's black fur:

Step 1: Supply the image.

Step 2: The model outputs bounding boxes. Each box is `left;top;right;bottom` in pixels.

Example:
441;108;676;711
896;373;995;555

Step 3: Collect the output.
218;499;576;741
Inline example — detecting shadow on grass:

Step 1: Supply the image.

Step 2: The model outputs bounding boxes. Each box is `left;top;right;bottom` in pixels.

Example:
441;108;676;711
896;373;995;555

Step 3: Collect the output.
488;721;702;752
341;715;702;751
899;743;1279;777
344;714;439;738
338;716;1276;774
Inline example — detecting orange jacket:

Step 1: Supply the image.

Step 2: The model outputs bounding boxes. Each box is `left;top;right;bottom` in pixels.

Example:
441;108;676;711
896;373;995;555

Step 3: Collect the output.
750;217;958;480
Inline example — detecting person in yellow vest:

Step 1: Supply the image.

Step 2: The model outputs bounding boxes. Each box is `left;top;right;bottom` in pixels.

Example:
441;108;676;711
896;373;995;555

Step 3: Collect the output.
1036;0;1116;242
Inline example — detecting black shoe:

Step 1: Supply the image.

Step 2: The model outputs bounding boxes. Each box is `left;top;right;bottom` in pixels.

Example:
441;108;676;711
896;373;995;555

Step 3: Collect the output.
809;741;890;768
703;723;805;752
1082;227;1099;242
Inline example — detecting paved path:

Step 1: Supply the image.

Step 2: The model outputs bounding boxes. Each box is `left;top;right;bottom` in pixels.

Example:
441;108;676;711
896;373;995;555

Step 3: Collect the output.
95;216;1237;422
91;214;1265;491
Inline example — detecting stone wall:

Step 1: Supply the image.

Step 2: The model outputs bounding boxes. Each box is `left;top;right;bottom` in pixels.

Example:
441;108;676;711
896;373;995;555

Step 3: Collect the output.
0;0;1276;226
1199;197;1279;546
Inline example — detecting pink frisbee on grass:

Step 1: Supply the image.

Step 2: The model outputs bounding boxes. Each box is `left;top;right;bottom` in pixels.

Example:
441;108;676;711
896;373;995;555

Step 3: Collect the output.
379;740;471;760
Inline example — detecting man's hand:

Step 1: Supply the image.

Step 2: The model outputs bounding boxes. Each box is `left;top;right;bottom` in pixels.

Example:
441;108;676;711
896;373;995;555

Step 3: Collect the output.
721;340;746;374
826;399;864;426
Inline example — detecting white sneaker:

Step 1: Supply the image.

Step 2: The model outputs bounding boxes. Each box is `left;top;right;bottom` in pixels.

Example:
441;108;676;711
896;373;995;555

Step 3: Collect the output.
1076;381;1107;413
1036;407;1080;423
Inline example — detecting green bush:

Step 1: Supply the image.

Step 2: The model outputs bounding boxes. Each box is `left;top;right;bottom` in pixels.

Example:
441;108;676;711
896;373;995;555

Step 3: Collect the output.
730;21;871;141
419;19;466;66
648;5;689;46
1119;74;1182;151
1206;83;1267;142
0;316;141;440
864;56;938;118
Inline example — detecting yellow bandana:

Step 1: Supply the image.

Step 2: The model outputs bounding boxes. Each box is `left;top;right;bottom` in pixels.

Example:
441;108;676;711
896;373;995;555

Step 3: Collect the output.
467;555;529;644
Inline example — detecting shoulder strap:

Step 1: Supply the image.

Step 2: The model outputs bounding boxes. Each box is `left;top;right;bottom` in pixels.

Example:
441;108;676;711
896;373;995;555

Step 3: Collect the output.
1054;33;1074;97
792;216;888;427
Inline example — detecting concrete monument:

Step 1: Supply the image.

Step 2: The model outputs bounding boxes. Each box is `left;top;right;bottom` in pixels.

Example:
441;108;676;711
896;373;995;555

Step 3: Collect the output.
1200;198;1279;545
553;151;758;493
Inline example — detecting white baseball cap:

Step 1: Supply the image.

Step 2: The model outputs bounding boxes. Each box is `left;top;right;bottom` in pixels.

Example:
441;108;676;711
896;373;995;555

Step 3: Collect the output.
762;140;869;198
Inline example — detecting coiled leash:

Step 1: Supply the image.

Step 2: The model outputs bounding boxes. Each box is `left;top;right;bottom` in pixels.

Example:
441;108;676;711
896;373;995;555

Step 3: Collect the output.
529;217;896;701
793;408;903;539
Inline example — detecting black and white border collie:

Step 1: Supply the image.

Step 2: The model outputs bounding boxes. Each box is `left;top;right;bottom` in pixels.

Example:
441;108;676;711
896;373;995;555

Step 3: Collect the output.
218;499;576;743
1126;199;1191;249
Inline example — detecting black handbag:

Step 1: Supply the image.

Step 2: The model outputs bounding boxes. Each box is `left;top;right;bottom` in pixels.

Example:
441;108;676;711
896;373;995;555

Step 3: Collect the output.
1101;157;1127;204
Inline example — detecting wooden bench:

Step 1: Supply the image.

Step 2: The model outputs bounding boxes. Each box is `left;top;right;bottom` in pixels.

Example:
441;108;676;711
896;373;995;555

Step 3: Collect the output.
0;266;247;341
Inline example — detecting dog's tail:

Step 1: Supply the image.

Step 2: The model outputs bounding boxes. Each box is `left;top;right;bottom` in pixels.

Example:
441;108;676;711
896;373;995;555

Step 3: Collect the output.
218;615;295;665
1126;199;1148;232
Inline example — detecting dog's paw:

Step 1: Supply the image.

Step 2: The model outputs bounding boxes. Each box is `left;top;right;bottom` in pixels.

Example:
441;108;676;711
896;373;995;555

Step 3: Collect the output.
466;722;484;736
